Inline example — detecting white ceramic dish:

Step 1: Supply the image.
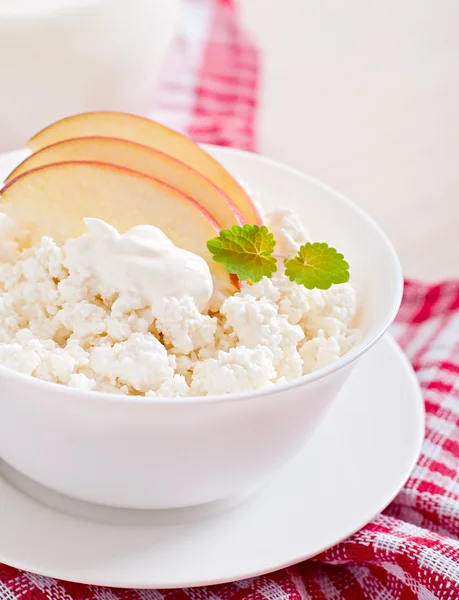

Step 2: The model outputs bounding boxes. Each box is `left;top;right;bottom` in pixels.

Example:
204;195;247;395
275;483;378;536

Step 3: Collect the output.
0;335;424;588
0;146;403;509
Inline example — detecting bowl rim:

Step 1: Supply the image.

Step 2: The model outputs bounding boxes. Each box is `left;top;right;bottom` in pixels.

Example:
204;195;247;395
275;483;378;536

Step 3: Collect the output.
0;145;404;405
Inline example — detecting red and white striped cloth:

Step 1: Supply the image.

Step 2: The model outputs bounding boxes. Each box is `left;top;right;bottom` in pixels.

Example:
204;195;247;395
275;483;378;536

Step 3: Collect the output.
150;0;258;151
1;1;459;598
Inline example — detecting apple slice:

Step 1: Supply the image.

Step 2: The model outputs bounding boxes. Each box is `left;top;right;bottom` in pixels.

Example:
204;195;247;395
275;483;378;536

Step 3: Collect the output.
1;161;236;295
27;112;262;225
6;137;245;229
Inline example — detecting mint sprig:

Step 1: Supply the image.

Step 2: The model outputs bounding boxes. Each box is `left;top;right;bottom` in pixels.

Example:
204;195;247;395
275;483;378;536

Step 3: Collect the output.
207;225;349;289
284;242;349;289
207;224;277;282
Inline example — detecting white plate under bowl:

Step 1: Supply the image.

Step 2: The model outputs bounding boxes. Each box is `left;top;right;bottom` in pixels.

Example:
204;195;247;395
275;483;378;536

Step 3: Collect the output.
0;336;424;588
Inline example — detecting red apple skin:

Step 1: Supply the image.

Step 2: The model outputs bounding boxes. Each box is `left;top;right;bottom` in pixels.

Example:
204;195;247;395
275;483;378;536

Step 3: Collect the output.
2;160;220;230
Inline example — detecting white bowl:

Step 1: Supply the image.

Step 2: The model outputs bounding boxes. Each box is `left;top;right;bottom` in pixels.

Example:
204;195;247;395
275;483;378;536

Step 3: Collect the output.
0;146;403;509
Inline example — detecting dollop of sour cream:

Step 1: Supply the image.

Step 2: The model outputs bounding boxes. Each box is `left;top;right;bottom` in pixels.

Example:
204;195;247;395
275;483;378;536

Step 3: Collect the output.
64;218;214;312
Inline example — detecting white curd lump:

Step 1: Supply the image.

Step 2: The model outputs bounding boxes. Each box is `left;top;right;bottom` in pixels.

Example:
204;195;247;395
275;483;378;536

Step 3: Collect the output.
0;208;359;396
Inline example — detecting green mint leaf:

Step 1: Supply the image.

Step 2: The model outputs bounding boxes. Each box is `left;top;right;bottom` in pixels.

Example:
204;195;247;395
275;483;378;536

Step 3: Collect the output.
207;224;277;282
284;242;349;290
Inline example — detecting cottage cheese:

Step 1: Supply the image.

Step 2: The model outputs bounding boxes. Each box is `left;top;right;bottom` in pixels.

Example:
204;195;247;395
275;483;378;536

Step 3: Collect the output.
0;208;359;396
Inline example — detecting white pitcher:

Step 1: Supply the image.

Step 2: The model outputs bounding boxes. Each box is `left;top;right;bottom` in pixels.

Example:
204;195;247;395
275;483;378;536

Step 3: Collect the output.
0;0;180;151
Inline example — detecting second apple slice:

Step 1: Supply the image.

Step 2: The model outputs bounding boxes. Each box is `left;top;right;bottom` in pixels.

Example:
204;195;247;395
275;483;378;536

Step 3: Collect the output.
27;112;262;225
7;137;245;229
1;161;236;295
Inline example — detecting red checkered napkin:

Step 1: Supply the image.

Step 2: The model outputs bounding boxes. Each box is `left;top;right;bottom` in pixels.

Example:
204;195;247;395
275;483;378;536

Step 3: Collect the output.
1;1;459;599
149;0;258;151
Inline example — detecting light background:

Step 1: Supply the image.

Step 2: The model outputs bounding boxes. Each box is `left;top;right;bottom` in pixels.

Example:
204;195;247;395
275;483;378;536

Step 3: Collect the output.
240;0;459;280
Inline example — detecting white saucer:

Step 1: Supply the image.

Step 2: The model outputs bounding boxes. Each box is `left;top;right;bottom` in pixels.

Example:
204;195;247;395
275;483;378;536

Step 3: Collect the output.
0;335;424;589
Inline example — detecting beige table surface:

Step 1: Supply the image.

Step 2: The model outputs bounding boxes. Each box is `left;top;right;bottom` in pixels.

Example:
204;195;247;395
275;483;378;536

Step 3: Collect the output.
240;0;459;281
